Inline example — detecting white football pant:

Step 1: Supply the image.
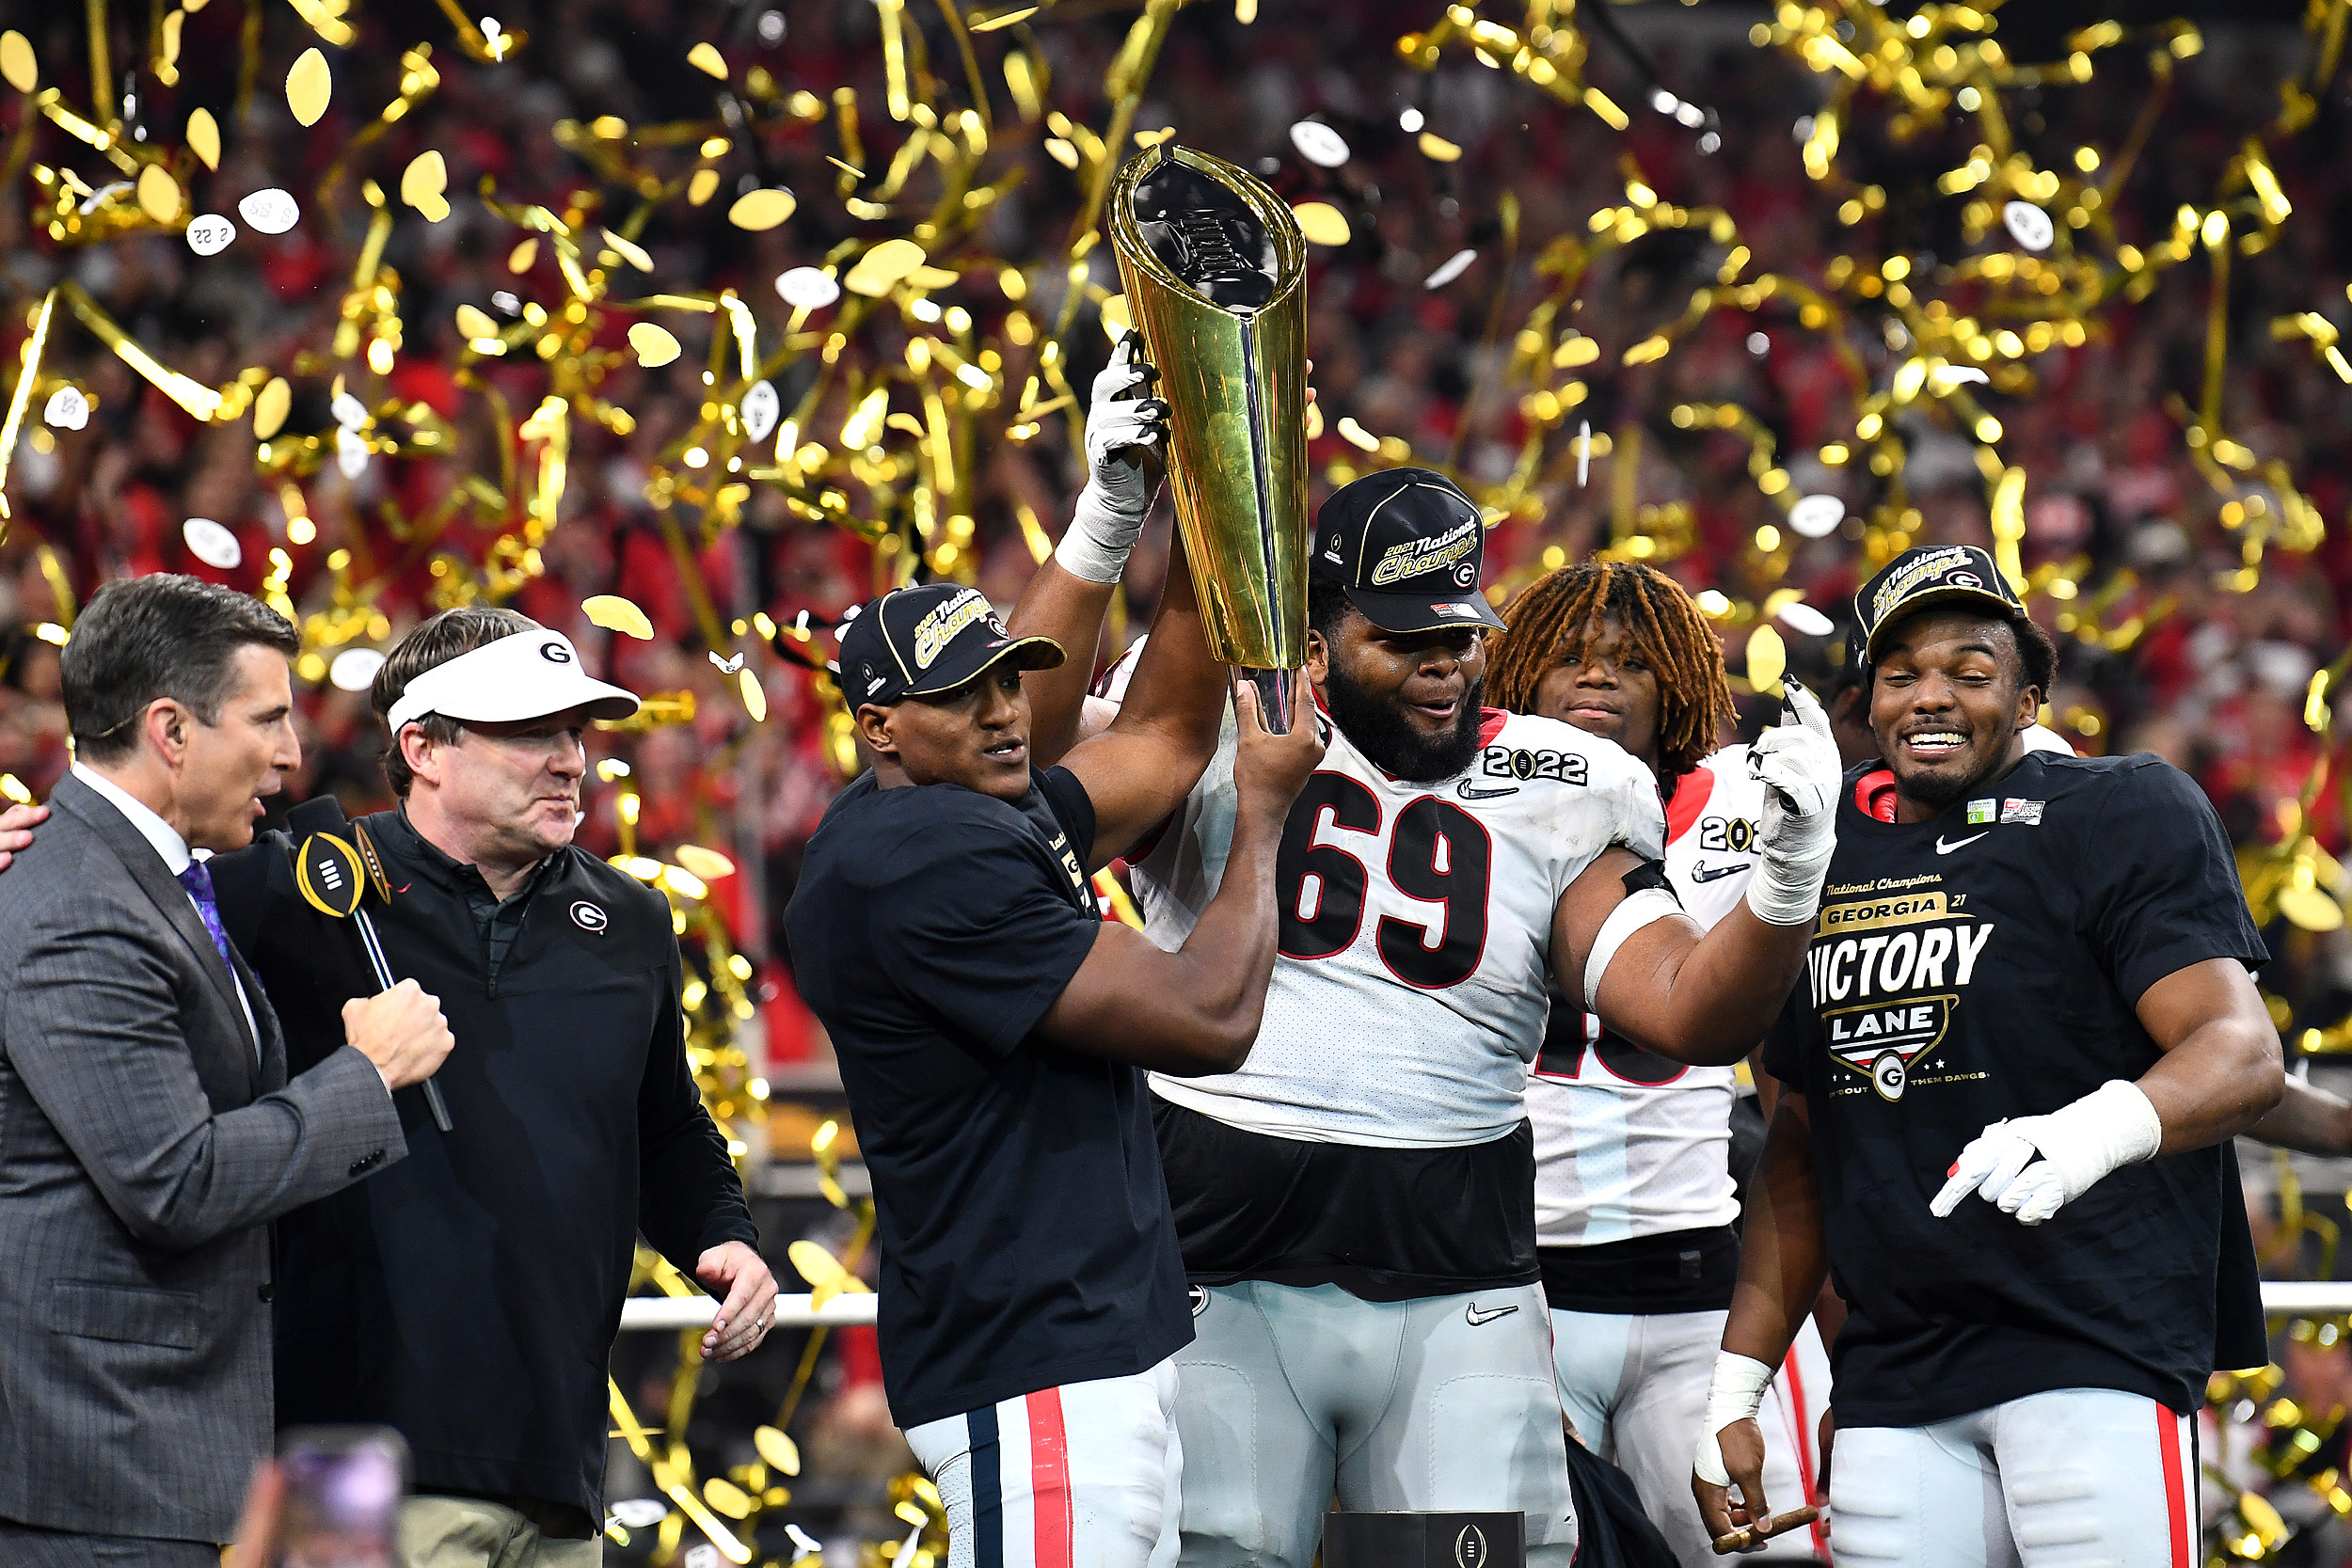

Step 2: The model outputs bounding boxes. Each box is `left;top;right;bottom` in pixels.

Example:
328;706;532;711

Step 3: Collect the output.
1550;1309;1830;1563
1829;1387;2198;1567
1171;1280;1578;1568
904;1360;1182;1568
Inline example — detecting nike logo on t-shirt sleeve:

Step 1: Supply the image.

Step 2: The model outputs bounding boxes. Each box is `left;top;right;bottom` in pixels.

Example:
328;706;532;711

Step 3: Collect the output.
1935;832;1989;854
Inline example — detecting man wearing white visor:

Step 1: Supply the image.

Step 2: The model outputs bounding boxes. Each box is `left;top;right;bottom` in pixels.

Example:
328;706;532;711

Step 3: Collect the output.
200;607;773;1567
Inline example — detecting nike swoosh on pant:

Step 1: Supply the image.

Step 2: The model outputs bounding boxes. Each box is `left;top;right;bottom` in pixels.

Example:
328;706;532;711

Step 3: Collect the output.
1464;1302;1518;1326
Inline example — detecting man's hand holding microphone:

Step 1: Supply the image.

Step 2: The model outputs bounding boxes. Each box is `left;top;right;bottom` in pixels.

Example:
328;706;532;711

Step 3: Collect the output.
342;978;455;1095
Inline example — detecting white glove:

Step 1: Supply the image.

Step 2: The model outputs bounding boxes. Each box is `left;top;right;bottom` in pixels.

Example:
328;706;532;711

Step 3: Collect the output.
1929;1079;2162;1226
1692;1352;1775;1489
1056;334;1168;583
1743;681;1842;927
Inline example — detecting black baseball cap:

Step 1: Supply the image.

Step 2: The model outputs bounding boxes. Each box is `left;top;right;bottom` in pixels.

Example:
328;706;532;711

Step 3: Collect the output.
1311;467;1507;634
1854;544;2028;662
837;583;1063;707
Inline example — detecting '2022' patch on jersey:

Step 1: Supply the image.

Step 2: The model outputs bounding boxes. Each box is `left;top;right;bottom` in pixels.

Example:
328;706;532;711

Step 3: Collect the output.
1810;882;1995;1101
1480;745;1588;784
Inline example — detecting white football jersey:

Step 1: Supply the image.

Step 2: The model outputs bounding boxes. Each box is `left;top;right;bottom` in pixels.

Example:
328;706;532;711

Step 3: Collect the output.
1530;747;1767;1244
1134;706;1664;1148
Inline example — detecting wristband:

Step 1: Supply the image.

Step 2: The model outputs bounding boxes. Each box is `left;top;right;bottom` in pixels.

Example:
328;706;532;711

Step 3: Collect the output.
1054;480;1148;584
1743;829;1832;927
2029;1079;2162;1198
1692;1353;1775;1488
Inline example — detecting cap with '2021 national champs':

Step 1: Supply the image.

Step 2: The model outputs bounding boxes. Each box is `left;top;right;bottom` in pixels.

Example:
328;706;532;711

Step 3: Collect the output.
837;583;1065;707
1854;543;2029;663
1311;467;1508;635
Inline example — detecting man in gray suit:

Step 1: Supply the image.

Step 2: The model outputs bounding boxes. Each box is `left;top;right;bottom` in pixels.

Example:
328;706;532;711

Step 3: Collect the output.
0;574;454;1566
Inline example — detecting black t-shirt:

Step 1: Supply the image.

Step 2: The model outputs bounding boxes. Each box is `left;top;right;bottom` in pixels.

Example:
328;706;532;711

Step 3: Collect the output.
784;767;1192;1428
1763;752;2269;1425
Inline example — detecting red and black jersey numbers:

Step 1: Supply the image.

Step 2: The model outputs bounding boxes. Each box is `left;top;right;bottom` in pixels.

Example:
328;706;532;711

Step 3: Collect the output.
1534;1009;1689;1087
1276;773;1493;990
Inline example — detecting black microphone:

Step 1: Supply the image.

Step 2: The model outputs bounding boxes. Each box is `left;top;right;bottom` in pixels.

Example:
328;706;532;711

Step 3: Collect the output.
285;795;454;1133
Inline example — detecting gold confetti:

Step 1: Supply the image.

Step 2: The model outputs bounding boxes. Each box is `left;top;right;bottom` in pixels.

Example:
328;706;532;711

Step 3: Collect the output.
687;168;720;206
453;304;500;340
726;188;796;230
628;322;682;368
971;7;1038;30
187;107;220;170
252;376;291;440
286;47;332;128
0;30;32;94
602;230;654;272
1099;293;1132;339
506;237;537;273
687;41;728;79
674;845;738;881
400;150;448;220
136;165;183;225
739;668;768;722
583;594;655;639
1418;131;1461;161
844;237;927;296
1293;201;1351;245
1746;624;1787;695
753;1426;801;1477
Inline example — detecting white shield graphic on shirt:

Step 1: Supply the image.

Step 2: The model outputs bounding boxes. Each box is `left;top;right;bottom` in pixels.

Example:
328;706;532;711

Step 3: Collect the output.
1823;993;1959;1101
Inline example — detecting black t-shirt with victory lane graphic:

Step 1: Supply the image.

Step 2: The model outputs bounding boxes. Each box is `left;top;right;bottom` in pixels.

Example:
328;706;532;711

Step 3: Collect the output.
1763;751;2269;1425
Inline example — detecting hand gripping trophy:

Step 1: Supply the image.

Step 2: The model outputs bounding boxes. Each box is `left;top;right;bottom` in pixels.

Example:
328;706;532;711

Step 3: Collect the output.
1108;143;1311;732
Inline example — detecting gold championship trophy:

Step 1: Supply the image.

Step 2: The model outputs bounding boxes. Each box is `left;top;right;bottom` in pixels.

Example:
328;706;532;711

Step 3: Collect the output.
1107;144;1310;732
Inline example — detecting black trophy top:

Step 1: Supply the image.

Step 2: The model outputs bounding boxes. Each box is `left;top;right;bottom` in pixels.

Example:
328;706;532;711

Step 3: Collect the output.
1131;154;1279;311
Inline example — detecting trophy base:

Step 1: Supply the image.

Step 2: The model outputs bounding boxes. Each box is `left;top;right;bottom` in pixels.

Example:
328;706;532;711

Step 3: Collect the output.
1235;666;1298;735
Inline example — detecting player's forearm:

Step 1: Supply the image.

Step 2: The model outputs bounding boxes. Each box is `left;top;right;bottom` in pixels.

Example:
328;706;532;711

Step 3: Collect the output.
1009;559;1116;767
1648;906;1813;1066
1154;800;1287;1072
2137;1012;2283;1152
1723;1098;1830;1369
2248;1076;2352;1157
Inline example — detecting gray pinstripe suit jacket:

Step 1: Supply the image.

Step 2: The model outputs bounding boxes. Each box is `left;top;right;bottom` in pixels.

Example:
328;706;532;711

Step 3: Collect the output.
0;773;407;1544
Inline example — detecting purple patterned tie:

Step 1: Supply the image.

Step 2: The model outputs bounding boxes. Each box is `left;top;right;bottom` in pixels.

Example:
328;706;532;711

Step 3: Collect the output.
176;861;236;972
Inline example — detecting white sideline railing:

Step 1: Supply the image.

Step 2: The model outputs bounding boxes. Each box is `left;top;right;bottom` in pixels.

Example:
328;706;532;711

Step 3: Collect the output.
618;1285;2352;1333
620;1292;876;1331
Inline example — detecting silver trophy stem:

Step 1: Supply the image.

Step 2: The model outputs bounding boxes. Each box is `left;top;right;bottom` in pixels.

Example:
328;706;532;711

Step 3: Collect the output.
1235;666;1296;735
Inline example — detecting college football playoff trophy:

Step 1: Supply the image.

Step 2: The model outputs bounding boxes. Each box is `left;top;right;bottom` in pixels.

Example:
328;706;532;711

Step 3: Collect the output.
1107;143;1310;732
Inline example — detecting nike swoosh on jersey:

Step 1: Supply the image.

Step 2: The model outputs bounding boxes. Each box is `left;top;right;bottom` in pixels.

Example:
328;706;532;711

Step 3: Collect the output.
1464;1301;1519;1326
1688;860;1751;883
1456;781;1518;800
1936;832;1989;854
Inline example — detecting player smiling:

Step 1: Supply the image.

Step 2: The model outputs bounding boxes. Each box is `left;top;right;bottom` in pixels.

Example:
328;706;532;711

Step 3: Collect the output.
1692;543;2281;1564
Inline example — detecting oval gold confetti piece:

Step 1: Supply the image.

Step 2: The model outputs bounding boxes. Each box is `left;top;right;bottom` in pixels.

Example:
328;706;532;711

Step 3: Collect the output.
252;376;291;439
507;237;537;273
1745;624;1787;693
687;168;720;206
1418;130;1462;162
601;229;654;272
2280;884;2344;932
400;150;447;210
844;237;928;296
727;187;796;230
582;594;655;640
687;41;727;78
412;192;451;223
627;322;681;368
136;165;183;224
1293;201;1350;246
285;47;331;128
187;106;220;170
0;30;33;95
753;1425;800;1477
674;844;738;881
739;667;768;722
1099;293;1132;340
453;304;500;340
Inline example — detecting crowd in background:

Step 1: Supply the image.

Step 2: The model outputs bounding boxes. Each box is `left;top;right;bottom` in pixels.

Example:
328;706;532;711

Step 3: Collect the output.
3;0;2352;1550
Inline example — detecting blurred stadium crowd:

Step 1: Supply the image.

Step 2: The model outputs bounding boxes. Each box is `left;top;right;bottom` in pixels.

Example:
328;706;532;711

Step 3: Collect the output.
3;0;2352;1549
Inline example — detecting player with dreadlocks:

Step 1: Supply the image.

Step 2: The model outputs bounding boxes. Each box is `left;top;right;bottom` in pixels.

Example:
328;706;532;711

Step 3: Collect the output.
1490;562;1830;1565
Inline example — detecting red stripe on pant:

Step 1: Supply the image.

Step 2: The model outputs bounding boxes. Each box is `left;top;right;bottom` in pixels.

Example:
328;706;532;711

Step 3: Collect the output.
1780;1349;1827;1559
2155;1406;2188;1568
1026;1387;1073;1568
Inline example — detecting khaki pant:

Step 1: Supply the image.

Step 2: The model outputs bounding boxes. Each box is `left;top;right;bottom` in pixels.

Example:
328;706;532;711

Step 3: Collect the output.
399;1495;602;1568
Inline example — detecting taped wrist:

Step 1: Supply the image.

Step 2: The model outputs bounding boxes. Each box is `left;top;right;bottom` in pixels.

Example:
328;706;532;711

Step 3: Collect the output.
1582;864;1682;1009
1745;820;1833;927
1055;482;1148;584
2031;1079;2162;1199
1692;1353;1775;1488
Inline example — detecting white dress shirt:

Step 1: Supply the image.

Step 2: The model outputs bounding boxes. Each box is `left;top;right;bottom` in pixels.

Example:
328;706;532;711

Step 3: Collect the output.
72;763;261;1058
